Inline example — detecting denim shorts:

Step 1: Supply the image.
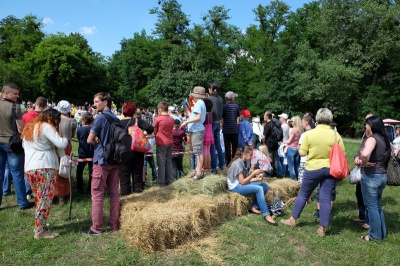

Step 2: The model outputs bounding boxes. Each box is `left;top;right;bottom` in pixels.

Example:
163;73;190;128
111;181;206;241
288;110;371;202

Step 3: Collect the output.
191;130;204;155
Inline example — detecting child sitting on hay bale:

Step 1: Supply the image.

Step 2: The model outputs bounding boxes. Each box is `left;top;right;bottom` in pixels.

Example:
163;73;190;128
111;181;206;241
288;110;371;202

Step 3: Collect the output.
251;145;272;177
227;146;278;226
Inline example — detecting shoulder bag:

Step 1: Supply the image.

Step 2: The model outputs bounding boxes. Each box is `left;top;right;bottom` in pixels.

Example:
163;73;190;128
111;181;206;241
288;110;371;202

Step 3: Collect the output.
387;154;400;186
329;131;350;180
128;118;151;153
9;103;24;153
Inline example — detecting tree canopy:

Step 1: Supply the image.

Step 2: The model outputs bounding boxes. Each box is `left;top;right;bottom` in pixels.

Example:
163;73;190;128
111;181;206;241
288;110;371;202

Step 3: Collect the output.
1;0;400;134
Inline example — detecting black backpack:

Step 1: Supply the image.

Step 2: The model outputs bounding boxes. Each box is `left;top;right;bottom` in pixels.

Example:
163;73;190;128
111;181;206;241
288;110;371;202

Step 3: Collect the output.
101;113;132;164
270;118;283;143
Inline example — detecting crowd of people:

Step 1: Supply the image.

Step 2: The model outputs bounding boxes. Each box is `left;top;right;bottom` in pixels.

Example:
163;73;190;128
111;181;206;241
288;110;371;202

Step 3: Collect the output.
0;82;393;241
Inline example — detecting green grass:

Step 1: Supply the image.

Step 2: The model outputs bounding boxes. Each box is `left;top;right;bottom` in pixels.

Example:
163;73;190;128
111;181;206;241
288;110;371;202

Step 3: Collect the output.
1;139;400;265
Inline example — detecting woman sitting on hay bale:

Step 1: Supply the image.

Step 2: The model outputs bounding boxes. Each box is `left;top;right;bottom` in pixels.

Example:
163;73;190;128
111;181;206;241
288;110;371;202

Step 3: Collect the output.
227;146;278;226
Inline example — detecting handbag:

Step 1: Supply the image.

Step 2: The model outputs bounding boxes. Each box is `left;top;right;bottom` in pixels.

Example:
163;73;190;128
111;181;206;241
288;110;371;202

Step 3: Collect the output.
349;166;361;184
59;155;71;179
329;131;350;180
387;155;400;186
128;119;151;153
9;103;24;153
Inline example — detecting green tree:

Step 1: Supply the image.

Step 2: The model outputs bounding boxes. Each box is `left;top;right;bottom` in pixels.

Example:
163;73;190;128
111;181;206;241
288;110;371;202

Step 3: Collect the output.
109;31;163;105
0;14;44;62
26;33;108;102
150;0;189;46
148;45;217;106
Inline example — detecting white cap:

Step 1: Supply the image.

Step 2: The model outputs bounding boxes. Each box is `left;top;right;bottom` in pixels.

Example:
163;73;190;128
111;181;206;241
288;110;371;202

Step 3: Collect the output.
168;106;175;112
278;113;288;120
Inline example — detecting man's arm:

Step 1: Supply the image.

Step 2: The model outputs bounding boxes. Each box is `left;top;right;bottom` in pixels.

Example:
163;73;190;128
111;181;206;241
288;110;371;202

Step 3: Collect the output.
16;119;24;133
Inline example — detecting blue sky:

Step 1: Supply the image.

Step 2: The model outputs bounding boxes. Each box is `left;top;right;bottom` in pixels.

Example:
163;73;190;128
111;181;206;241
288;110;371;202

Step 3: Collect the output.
1;0;311;57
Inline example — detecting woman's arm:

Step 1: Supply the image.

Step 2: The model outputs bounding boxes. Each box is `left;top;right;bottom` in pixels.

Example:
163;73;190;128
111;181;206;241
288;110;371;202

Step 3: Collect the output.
43;124;68;149
361;137;377;166
139;119;154;134
238;169;264;185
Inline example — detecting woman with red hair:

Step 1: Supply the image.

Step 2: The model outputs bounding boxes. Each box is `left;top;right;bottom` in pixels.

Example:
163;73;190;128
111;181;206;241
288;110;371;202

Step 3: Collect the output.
22;109;68;239
119;102;154;194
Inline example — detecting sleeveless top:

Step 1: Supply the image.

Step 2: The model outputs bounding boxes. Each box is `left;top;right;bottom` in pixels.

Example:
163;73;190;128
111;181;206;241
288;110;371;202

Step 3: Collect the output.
364;133;390;175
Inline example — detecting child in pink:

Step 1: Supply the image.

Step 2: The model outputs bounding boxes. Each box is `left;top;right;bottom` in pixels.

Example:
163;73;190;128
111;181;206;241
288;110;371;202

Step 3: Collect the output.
202;99;214;171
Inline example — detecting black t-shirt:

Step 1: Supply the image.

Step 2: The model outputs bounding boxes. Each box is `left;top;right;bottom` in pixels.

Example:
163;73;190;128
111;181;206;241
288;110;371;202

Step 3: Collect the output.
263;121;278;151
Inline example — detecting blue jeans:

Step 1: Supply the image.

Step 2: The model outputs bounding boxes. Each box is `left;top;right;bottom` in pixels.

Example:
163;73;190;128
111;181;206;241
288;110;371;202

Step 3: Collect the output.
2;160;11;195
3;160;31;195
361;173;387;240
230;182;270;216
286;147;300;180
144;153;157;180
0;143;30;208
278;155;287;177
210;123;225;171
292;168;336;227
190;153;197;171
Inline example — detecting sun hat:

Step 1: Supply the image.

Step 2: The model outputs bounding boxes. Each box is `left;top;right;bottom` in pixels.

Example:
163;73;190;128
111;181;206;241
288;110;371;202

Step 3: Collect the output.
190;86;206;99
57;100;71;114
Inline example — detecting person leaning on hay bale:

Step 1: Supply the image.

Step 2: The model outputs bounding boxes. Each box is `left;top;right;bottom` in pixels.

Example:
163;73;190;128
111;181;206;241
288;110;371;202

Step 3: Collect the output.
227;146;278;226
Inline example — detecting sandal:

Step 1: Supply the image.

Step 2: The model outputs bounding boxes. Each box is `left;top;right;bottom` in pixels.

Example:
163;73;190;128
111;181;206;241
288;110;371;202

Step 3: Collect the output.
34;232;59;239
192;173;204;181
317;228;325;237
248;207;261;214
360;235;370;241
361;223;370;230
353;218;365;223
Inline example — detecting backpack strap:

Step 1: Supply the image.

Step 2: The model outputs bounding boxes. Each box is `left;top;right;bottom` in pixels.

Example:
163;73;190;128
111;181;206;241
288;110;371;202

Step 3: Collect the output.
99;112;119;150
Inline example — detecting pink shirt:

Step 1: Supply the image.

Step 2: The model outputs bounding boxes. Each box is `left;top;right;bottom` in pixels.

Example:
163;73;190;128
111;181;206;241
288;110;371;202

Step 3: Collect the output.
153;115;174;146
288;128;300;148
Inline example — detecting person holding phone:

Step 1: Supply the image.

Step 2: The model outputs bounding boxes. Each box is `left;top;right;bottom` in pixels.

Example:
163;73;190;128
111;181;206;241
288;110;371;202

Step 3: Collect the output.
227;146;277;226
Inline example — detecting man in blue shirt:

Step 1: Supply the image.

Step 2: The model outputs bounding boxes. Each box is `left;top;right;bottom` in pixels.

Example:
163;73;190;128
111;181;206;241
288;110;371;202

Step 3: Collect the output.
85;92;120;235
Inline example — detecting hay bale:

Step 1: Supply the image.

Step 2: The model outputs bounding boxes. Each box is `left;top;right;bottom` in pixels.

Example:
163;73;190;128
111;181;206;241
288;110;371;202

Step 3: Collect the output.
121;194;235;252
170;174;227;196
264;178;300;203
119;174;299;253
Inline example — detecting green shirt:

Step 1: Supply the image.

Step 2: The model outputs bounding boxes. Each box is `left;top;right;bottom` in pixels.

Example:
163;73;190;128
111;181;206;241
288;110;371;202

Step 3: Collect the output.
299;124;346;171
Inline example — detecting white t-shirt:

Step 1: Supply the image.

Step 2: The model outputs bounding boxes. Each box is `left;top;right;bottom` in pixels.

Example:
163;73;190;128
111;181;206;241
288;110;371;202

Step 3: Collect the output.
393;137;400;153
282;123;290;141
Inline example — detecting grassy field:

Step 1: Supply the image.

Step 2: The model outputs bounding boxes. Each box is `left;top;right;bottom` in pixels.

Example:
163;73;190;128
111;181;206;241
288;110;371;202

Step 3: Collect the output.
1;140;400;265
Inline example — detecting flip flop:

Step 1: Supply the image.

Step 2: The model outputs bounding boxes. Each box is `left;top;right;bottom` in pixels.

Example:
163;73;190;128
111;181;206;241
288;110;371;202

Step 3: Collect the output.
360;235;370;241
248;208;261;214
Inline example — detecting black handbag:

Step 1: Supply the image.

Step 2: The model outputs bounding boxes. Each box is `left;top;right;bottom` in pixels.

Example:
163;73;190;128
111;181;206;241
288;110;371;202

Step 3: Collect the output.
387;155;400;186
9;103;24;153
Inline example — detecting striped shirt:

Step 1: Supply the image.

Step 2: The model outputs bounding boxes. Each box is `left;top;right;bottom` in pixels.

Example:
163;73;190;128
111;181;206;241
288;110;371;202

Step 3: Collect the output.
222;101;240;134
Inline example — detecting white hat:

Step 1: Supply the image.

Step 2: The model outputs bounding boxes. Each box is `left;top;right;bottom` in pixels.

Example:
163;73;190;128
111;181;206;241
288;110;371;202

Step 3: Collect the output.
168;106;175;112
57;100;71;114
225;91;238;99
278;113;288;120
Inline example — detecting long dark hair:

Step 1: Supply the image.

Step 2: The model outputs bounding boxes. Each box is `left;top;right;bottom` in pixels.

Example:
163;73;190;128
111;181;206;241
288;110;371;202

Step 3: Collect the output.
228;146;253;168
365;116;390;149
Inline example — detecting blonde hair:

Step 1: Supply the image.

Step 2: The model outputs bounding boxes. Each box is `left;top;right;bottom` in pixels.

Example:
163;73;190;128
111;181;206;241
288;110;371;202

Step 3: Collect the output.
292;116;303;135
259;145;270;157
